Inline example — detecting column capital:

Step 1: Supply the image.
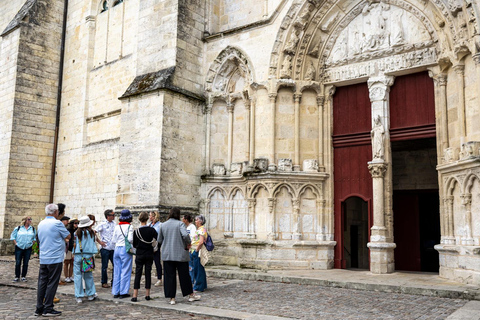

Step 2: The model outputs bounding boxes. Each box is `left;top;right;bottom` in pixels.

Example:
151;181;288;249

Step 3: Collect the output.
453;64;465;75
226;102;234;113
461;193;472;206
203;103;213;115
294;93;302;103
368;162;387;178
325;85;336;99
316;95;325;108
367;76;395;102
268;93;277;101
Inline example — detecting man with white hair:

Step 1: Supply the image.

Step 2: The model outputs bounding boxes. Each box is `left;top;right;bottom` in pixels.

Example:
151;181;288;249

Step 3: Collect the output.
35;203;71;317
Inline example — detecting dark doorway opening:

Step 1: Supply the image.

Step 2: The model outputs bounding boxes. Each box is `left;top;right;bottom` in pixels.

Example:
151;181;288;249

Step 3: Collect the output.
343;197;369;269
392;138;440;272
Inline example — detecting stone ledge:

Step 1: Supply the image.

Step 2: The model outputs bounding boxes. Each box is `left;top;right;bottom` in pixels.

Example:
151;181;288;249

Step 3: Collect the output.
119;67;205;102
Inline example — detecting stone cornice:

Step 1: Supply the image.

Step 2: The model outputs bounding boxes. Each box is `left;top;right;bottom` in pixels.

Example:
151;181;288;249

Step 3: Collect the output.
120;67;205;102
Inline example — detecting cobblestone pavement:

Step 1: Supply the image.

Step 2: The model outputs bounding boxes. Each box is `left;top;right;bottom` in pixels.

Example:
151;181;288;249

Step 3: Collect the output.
0;257;468;319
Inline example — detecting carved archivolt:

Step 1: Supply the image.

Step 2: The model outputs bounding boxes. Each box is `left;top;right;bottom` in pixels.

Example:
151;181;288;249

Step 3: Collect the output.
269;0;477;82
205;46;255;100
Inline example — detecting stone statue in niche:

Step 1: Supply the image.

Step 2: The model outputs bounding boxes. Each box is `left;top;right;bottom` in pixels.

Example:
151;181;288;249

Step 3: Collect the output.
212;163;226;175
294;3;314;29
280;55;293;78
304;61;316;80
284;29;300;54
307;37;323;58
371;115;385;160
362;1;389;52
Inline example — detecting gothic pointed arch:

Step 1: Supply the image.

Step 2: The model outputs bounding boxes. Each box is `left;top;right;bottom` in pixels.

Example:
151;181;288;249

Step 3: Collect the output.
205;46;255;99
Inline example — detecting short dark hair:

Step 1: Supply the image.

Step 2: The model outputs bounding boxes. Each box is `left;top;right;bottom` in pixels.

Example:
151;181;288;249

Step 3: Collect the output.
183;214;193;223
57;203;66;215
168;207;181;220
104;209;114;219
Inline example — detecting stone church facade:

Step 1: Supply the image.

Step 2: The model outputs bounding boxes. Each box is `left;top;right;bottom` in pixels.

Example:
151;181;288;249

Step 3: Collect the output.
1;0;480;285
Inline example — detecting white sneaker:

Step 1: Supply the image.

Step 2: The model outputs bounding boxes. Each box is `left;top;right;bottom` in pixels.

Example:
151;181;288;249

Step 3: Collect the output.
188;294;201;302
88;293;97;301
154;280;162;287
21;277;27;282
76;298;82;303
65;277;71;283
169;299;176;305
13;278;18;282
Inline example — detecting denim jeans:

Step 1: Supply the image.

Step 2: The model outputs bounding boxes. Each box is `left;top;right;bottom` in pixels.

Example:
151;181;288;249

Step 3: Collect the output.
100;248;114;284
190;251;207;292
73;254;96;298
14;246;32;278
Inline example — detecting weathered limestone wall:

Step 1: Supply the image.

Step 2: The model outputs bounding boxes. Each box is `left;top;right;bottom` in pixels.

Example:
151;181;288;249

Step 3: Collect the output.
0;28;20;238
0;0;64;236
54;0;138;218
159;92;204;211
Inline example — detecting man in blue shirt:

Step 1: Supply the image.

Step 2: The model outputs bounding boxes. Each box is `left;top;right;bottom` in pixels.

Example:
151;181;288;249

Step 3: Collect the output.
35;204;71;317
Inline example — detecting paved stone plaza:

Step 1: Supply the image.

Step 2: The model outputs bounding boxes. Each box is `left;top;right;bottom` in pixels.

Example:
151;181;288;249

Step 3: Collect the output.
0;257;474;319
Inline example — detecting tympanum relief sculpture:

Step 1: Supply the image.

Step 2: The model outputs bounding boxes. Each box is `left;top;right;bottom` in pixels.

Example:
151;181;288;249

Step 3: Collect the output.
327;2;431;66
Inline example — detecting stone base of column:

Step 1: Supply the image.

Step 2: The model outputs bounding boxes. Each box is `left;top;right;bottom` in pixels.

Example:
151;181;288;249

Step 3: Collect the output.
367;242;396;274
370;226;388;242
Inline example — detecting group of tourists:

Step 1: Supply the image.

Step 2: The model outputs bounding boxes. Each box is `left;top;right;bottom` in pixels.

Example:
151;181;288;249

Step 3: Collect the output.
10;203;209;317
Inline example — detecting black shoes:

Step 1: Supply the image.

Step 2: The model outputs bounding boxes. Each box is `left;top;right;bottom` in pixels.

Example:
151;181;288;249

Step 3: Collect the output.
131;297;137;302
42;309;62;317
145;296;151;301
119;294;130;299
34;308;44;316
113;294;119;298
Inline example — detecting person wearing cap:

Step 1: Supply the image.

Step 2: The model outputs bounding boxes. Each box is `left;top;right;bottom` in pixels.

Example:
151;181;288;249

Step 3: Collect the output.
111;209;134;299
73;216;98;303
96;209;116;288
35;204;71;317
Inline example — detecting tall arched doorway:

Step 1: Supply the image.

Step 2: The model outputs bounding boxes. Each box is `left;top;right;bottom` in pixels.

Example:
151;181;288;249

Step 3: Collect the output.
343;196;369;269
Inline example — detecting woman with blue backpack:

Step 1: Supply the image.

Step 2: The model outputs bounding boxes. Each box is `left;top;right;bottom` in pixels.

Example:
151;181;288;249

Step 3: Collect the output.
10;216;36;282
190;215;208;292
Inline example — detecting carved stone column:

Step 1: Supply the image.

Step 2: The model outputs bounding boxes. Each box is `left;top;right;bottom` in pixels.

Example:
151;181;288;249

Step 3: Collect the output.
317;95;325;171
435;74;449;156
461;194;474;245
292;198;301;240
453;64;466;141
245;198;256;239
204;103;213;173
249;98;256;164
267;197;276;240
366;76;395;274
245;99;251;162
443;196;455;244
224;200;233;238
226;102;234;171
315;199;326;241
204;198;211;229
324;86;335;172
294;94;301;171
269;94;277;170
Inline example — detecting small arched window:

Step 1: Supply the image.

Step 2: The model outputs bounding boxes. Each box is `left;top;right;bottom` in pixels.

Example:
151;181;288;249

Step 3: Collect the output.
100;0;108;13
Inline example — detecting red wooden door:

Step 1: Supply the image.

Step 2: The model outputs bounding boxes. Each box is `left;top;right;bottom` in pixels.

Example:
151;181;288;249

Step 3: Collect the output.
333;83;373;269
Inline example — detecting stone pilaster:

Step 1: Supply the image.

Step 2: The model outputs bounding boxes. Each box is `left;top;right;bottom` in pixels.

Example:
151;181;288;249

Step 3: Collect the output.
245;198;256;239
204;103;213;173
317;95;325;172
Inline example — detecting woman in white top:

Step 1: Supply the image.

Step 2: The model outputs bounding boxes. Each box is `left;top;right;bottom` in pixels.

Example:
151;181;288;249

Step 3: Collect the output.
111;209;134;299
182;214;196;283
